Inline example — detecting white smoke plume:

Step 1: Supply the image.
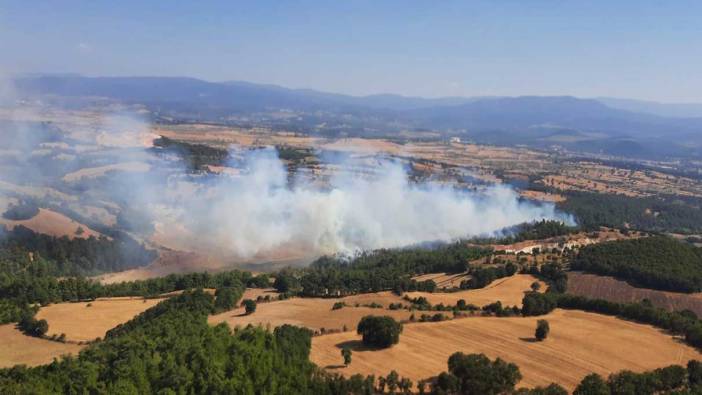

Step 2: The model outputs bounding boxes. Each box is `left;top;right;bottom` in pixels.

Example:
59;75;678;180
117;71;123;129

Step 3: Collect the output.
0;77;571;264
147;147;571;260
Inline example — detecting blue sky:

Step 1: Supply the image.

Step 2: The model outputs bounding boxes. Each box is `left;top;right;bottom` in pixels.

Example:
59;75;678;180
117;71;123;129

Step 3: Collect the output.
1;1;701;101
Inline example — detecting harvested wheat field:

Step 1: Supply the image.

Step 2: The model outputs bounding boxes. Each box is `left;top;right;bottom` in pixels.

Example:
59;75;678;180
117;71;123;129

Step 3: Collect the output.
405;274;544;308
240;288;280;301
36;297;162;342
209;292;410;332
411;272;471;289
0;324;84;368
569;272;702;316
311;309;702;391
0;208;104;240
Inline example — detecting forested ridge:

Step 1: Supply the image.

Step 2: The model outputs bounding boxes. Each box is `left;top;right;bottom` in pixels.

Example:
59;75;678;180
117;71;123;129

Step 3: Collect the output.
557;191;702;233
572;236;702;292
1;225;156;276
290;243;490;296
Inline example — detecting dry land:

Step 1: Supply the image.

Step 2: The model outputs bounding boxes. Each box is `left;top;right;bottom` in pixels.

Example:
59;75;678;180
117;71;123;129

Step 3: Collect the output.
0;324;84;368
568;272;702;316
411;272;471;289
36;297;162;342
310;309;702;391
405;274;545;308
0;208;104;240
209;291;409;333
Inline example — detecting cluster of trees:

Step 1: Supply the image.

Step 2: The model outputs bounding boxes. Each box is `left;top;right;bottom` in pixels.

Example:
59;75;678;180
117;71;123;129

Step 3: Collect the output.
572;236;702;292
356;316;403;348
1;201;39;220
152;136;229;171
431;352;702;395
17;312;48;338
213;286;245;313
275;145;315;163
500;220;576;244
283;243;489;297
432;353;524;395
522;292;558;316
574;361;702;395
460;263;517;289
529;262;568;293
1;225;156;276
558;191;702;233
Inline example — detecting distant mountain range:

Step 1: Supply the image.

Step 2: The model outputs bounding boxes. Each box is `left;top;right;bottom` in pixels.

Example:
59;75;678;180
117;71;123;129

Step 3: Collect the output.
11;75;702;160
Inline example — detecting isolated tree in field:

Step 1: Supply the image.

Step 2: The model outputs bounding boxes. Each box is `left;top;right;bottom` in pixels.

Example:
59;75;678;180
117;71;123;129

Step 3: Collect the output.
357;315;402;348
535;319;550;341
243;299;257;315
341;347;352;366
531;281;541;292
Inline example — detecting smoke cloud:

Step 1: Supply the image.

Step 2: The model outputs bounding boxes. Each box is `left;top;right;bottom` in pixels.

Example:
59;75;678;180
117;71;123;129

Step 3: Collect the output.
146;147;570;259
0;76;571;263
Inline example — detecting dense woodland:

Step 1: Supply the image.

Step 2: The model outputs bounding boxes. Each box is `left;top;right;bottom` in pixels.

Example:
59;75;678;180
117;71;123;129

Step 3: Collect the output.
557;191;702;233
0;290;332;393
572;236;702;293
0;239;262;324
287;243;490;296
152;136;229;171
0;225;156;276
498;220;577;244
1;202;40;221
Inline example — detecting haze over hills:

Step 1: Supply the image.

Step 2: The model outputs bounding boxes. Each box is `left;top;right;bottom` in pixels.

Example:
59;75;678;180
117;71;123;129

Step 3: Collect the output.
12;74;702;160
597;97;702;118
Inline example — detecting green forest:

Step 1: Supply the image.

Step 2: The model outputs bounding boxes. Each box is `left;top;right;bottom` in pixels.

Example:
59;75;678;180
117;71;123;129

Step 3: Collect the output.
0;225;156;276
557;191;702;234
572;237;702;292
289;243;490;297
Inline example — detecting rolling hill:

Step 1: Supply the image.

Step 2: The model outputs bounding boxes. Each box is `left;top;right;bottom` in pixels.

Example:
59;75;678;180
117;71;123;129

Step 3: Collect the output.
12;75;702;159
